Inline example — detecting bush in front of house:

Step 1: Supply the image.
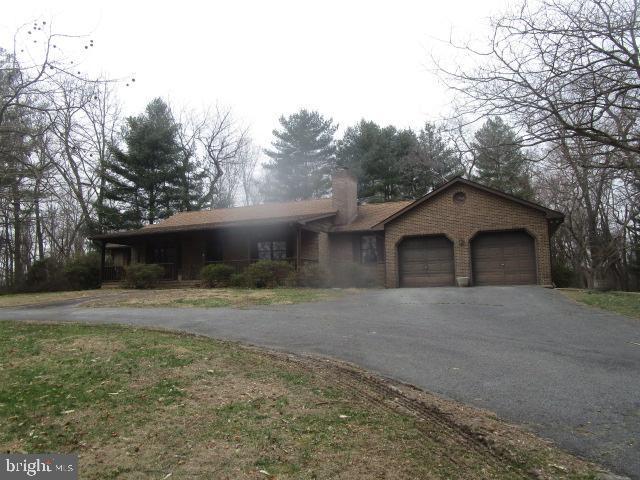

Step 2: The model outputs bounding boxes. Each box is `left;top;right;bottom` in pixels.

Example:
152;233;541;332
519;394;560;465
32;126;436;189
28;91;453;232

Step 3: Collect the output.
200;264;235;288
229;273;248;288
19;253;100;293
245;260;293;288
287;263;329;288
64;253;101;290
551;261;579;288
22;257;68;292
124;263;164;289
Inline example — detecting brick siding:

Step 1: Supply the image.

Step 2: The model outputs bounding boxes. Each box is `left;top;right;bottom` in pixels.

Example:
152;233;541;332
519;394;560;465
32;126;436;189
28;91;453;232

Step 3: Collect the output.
326;233;386;286
300;230;319;260
383;184;552;287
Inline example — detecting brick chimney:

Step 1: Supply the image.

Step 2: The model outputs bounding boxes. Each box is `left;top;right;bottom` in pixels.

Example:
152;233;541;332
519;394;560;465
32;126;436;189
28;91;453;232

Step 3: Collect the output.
332;168;358;225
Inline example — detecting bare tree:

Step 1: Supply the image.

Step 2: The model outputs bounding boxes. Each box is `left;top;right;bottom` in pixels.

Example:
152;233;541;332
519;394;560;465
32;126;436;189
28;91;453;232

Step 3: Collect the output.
172;104;251;209
535;135;634;288
436;0;640;162
44;78;121;234
0;21;123;288
238;141;261;206
199;107;249;208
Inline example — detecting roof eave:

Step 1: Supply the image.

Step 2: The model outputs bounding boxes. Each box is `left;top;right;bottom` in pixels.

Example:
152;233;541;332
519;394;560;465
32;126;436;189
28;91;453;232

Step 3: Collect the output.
296;212;337;224
89;212;338;241
330;225;384;233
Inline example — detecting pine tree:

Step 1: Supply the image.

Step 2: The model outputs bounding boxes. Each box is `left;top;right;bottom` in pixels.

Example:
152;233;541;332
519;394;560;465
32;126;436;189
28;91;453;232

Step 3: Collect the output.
99;98;182;230
401;122;462;197
337;120;417;201
262;109;337;201
472;117;533;199
174;147;206;212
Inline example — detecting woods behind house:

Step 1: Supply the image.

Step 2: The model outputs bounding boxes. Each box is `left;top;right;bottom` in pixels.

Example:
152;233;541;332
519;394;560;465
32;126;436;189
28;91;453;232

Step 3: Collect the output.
1;0;638;292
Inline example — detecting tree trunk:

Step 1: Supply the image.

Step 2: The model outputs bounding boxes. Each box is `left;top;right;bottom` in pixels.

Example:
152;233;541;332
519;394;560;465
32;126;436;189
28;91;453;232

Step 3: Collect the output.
34;178;44;261
12;182;23;286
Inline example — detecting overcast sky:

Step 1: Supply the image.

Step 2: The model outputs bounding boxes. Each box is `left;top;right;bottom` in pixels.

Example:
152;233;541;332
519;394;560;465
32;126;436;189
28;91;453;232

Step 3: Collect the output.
2;0;507;147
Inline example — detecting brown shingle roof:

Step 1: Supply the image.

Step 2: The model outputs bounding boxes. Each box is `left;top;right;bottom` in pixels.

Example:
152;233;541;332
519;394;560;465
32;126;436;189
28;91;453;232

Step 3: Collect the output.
91;199;337;240
331;201;412;232
143;198;336;231
91;198;417;241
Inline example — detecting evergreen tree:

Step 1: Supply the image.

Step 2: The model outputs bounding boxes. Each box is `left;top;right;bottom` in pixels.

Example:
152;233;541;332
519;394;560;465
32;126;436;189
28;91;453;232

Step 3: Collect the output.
174;141;206;212
262;109;337;201
99;98;182;230
337;120;416;201
401;122;462;197
472;117;533;199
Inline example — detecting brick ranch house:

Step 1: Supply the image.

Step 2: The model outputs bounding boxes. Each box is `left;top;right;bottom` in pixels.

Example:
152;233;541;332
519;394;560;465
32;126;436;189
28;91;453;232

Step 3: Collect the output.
91;170;564;288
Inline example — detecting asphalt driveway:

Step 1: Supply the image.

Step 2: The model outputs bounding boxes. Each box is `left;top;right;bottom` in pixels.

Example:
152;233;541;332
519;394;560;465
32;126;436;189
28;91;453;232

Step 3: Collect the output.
1;286;639;478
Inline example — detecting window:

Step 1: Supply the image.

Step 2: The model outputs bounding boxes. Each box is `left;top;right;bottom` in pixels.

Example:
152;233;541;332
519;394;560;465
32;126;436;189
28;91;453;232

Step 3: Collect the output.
257;241;287;260
453;191;467;204
360;235;378;264
151;247;176;264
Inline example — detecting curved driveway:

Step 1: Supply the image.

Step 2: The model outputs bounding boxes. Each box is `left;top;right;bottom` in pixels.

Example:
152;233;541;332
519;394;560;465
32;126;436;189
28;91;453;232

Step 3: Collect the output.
1;286;639;478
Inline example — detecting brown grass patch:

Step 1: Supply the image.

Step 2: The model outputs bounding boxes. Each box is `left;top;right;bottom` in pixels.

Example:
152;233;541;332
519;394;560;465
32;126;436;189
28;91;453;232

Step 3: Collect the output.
83;287;348;309
0;321;604;480
0;290;116;308
41;336;125;356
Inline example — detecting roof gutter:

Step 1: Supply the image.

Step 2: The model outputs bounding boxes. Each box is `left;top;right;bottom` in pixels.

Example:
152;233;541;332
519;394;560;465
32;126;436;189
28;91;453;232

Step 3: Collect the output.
89;213;338;241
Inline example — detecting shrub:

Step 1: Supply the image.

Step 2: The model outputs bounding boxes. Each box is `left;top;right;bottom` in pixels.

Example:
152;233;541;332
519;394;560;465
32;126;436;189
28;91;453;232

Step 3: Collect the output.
287;263;329;288
124;263;164;289
200;264;235;288
229;273;248;288
23;257;68;292
551;260;578;288
64;253;101;290
245;260;293;288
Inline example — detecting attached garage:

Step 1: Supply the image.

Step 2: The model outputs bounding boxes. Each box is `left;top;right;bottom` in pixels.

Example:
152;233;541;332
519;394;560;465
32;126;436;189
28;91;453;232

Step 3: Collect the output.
471;231;537;286
398;236;455;287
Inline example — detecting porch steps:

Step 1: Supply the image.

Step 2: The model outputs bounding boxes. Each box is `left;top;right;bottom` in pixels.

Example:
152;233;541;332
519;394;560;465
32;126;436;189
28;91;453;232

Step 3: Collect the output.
101;280;201;289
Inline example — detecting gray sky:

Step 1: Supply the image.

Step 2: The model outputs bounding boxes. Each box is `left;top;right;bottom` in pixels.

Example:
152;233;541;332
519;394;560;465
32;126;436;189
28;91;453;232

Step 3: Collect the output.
2;0;507;147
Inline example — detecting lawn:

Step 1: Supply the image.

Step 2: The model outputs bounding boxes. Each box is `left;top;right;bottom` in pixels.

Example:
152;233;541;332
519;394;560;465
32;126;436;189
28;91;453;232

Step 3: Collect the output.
560;289;640;319
0;288;348;309
0;290;106;308
0;321;600;479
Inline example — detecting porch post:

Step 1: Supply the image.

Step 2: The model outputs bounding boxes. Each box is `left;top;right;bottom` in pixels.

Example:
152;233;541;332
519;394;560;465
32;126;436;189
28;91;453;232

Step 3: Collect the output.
246;230;252;269
99;240;106;283
176;235;182;281
296;227;302;270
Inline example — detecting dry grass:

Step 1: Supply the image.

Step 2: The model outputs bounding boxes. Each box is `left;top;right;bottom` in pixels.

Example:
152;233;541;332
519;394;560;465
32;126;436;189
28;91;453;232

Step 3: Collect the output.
0;290;107;308
0;288;350;310
0;321;602;479
83;288;350;309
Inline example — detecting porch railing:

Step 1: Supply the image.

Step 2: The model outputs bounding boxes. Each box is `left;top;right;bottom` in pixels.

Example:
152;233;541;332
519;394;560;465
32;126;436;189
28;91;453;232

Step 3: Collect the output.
103;266;125;282
156;262;177;280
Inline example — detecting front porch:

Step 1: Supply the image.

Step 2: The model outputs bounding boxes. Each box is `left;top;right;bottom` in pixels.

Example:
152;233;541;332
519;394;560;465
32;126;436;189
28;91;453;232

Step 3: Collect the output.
99;223;321;285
